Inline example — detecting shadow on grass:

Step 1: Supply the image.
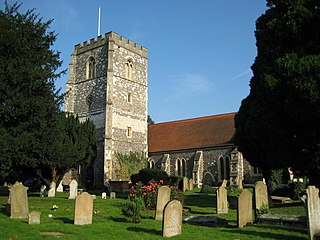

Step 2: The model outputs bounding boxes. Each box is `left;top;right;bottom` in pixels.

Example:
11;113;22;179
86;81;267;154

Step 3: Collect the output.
184;194;214;209
127;226;162;236
253;223;308;235
271;202;303;208
221;228;308;240
53;217;73;224
108;216;129;223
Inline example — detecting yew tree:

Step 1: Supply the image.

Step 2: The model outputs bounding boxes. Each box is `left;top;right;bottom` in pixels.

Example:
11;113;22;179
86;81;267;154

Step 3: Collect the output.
235;0;320;186
0;2;96;184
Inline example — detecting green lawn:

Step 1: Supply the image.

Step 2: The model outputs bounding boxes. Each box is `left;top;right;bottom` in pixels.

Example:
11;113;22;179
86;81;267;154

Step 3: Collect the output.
0;189;308;240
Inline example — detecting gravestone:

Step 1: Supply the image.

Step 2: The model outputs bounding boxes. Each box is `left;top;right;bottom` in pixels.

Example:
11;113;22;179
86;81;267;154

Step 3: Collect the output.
101;192;107;199
182;177;188;192
216;185;228;214
221;179;227;187
188;179;194;191
48;182;56;197
40;185;46;197
56;181;63;192
162;200;182;237
110;192;116;199
237;189;253;228
68;179;78;199
28;211;41;224
74;192;94;225
254;181;269;213
155;186;171;221
305;186;320;240
10;182;29;219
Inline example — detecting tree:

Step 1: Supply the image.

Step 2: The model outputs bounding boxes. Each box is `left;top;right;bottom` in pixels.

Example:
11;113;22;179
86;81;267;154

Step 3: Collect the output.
0;2;97;185
235;0;320;186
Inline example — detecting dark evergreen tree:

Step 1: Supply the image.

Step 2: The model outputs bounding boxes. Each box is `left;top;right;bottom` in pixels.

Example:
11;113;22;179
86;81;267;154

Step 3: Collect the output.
235;0;320;186
0;2;97;184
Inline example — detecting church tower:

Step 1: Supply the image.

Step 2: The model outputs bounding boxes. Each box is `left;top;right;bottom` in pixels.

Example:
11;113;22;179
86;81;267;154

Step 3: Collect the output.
65;32;148;186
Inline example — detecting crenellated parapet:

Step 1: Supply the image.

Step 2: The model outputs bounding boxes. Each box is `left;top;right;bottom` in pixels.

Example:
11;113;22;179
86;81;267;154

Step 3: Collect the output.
74;31;148;58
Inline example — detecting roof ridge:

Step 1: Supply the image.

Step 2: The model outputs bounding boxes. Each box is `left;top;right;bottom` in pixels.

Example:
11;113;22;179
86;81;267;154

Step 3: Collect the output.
150;112;237;127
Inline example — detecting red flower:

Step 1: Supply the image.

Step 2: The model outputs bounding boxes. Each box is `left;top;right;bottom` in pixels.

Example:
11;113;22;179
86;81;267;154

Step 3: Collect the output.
159;180;164;184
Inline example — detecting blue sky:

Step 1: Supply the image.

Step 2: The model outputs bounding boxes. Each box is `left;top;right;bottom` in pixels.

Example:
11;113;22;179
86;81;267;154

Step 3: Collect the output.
7;0;267;123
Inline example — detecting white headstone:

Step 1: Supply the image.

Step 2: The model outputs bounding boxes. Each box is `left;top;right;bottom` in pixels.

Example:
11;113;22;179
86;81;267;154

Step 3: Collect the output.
162;200;182;237
102;192;107;199
40;185;46;197
68;179;78;199
110;192;116;199
48;182;56;197
56;181;63;192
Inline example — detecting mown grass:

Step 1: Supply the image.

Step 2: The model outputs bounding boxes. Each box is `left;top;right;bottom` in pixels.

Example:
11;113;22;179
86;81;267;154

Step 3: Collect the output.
0;189;308;240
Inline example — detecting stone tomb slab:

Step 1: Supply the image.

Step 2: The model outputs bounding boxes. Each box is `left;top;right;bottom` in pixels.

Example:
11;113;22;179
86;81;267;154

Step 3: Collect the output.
29;211;41;224
162;200;182;238
155;186;171;221
74;192;94;225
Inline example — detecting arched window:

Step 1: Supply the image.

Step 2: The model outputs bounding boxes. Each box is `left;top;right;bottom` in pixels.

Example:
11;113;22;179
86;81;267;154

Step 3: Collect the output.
176;159;182;176
148;159;155;169
182;159;186;177
86;57;96;79
219;155;231;181
125;58;133;80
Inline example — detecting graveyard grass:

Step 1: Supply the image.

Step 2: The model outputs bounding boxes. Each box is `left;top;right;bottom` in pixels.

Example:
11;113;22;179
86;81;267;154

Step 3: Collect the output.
0;189;307;240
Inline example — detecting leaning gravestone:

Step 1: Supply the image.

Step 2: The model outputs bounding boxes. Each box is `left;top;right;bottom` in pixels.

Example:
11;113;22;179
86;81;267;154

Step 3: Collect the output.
74;192;94;225
48;182;56;197
216;185;228;214
155;186;171;221
68;179;78;199
56;181;63;192
254;181;269;214
10;182;29;219
162;200;182;237
28;211;41;224
305;185;320;240
237;189;253;228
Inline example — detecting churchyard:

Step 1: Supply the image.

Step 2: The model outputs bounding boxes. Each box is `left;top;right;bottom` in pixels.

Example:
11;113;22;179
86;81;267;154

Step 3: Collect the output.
0;182;310;240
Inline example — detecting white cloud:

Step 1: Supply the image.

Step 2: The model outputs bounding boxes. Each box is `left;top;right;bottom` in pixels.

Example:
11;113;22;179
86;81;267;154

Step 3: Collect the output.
165;72;214;101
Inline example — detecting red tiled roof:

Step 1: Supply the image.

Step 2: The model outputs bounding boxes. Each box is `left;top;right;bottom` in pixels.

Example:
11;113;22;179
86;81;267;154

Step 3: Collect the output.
148;112;236;153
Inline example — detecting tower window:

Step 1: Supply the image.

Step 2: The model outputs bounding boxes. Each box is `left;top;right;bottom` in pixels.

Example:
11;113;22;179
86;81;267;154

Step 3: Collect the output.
86;57;96;79
125;59;133;80
127;127;132;138
127;92;132;103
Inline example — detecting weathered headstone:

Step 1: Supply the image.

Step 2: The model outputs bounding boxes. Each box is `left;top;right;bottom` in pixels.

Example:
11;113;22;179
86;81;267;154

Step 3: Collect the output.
305;186;320;240
40;185;46;197
28;211;41;224
74;192;94;225
102;192;107;199
110;192;116;199
56;181;63;192
162;200;182;237
216;185;228;214
155;186;171;221
48;182;56;197
221;179;228;187
68;179;78;199
182;177;188;192
188;179;194;191
237;189;253;228
254;181;269;213
10;182;29;219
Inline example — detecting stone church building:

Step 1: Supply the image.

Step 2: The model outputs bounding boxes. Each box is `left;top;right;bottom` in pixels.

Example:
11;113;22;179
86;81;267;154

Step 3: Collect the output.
65;32;261;187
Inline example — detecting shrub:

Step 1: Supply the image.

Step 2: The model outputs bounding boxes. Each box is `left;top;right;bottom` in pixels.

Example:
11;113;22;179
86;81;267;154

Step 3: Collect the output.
288;180;307;200
170;185;184;205
122;197;145;223
131;168;168;185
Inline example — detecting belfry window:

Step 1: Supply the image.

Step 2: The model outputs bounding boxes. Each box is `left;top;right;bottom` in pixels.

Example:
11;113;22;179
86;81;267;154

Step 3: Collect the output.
86;57;96;79
125;59;133;80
